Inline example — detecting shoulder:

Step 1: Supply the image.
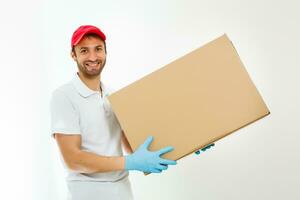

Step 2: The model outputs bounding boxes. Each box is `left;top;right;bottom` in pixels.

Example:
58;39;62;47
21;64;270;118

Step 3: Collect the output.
50;82;79;112
51;81;77;103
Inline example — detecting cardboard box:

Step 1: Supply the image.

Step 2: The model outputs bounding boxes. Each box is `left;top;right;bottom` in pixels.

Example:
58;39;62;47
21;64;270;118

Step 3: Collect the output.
108;34;270;164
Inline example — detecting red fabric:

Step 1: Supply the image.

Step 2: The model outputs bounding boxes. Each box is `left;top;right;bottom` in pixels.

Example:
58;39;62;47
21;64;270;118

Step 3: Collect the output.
71;25;106;48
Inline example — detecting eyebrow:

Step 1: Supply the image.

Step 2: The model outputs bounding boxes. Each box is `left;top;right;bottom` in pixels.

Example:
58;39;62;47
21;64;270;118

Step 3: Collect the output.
79;44;103;50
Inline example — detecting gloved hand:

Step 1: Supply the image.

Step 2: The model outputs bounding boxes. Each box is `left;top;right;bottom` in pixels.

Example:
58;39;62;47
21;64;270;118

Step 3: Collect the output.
125;136;177;173
195;143;215;155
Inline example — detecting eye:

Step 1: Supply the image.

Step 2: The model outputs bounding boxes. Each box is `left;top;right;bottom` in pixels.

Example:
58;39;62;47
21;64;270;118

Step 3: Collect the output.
96;47;103;52
80;49;87;54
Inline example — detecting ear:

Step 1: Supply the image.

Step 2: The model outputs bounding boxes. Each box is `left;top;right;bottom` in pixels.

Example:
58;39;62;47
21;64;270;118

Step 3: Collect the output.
70;50;77;61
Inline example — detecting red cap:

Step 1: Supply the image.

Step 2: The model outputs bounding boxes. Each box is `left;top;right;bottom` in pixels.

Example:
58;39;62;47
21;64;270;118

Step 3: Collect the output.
71;25;106;48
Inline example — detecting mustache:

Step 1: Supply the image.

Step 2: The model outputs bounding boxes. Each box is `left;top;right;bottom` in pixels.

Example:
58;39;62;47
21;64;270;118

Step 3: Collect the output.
84;60;101;63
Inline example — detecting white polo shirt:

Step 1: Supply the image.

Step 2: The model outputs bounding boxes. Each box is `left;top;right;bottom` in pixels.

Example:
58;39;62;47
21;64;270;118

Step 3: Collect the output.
50;73;128;182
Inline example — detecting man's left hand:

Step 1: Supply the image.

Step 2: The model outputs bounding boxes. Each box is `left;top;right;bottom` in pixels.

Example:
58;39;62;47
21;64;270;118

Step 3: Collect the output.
195;143;215;155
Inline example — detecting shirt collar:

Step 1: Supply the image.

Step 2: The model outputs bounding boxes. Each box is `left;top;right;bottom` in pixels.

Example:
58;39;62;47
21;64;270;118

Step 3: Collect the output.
72;73;106;98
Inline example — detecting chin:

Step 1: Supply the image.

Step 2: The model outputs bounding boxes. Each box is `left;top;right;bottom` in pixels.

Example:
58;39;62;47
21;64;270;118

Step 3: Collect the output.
86;71;101;76
86;68;103;76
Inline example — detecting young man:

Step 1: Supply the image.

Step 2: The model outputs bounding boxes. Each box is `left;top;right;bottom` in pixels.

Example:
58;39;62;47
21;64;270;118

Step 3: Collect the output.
50;25;214;200
50;25;178;200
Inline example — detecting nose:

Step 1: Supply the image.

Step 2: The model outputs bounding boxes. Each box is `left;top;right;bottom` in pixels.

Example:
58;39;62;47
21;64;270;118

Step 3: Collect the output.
88;50;98;61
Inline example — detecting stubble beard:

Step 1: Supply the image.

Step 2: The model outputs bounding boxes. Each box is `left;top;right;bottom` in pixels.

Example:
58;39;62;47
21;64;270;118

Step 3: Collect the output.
77;58;106;78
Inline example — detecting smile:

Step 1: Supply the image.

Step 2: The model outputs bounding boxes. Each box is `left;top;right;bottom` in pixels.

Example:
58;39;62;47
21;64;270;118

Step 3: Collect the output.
85;61;100;67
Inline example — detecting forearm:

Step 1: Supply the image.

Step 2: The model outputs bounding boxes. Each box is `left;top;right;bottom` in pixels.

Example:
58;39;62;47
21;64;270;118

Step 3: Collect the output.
67;150;125;174
121;131;133;154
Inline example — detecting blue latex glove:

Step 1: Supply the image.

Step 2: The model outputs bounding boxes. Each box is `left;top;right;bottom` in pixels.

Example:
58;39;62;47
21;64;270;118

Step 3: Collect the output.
125;136;177;173
195;143;215;155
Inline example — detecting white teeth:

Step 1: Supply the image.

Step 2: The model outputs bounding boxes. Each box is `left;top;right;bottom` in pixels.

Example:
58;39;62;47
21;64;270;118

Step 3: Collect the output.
86;62;99;67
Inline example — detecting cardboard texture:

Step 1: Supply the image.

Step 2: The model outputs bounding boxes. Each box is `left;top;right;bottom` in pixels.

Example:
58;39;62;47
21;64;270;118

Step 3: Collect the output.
108;34;270;165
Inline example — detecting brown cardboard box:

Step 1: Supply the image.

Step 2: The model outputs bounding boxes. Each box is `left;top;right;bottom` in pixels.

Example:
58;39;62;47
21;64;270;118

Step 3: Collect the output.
108;34;270;164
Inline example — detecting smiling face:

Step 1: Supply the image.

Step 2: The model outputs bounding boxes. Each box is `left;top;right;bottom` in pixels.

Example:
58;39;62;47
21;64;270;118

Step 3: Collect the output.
71;35;107;78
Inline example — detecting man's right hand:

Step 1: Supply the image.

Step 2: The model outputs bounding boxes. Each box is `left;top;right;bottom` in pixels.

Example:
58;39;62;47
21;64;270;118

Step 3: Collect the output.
124;136;177;173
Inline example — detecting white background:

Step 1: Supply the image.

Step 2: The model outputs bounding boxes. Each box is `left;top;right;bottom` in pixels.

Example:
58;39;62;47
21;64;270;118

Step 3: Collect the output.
0;0;299;199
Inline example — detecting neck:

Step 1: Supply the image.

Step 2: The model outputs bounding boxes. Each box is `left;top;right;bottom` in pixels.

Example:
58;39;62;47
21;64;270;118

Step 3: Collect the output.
77;72;102;92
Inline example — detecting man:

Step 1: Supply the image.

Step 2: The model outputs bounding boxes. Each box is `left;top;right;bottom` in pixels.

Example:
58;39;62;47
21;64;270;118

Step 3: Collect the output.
50;25;214;200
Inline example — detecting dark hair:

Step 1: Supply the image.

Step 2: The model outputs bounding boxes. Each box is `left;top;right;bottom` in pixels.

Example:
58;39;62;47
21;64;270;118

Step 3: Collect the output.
72;33;107;54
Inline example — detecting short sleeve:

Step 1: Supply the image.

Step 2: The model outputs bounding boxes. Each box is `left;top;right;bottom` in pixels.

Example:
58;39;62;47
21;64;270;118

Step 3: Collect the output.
50;89;81;137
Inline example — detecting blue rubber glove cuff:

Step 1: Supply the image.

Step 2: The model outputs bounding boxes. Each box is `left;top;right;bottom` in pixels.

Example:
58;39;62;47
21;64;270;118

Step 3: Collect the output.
195;143;215;155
